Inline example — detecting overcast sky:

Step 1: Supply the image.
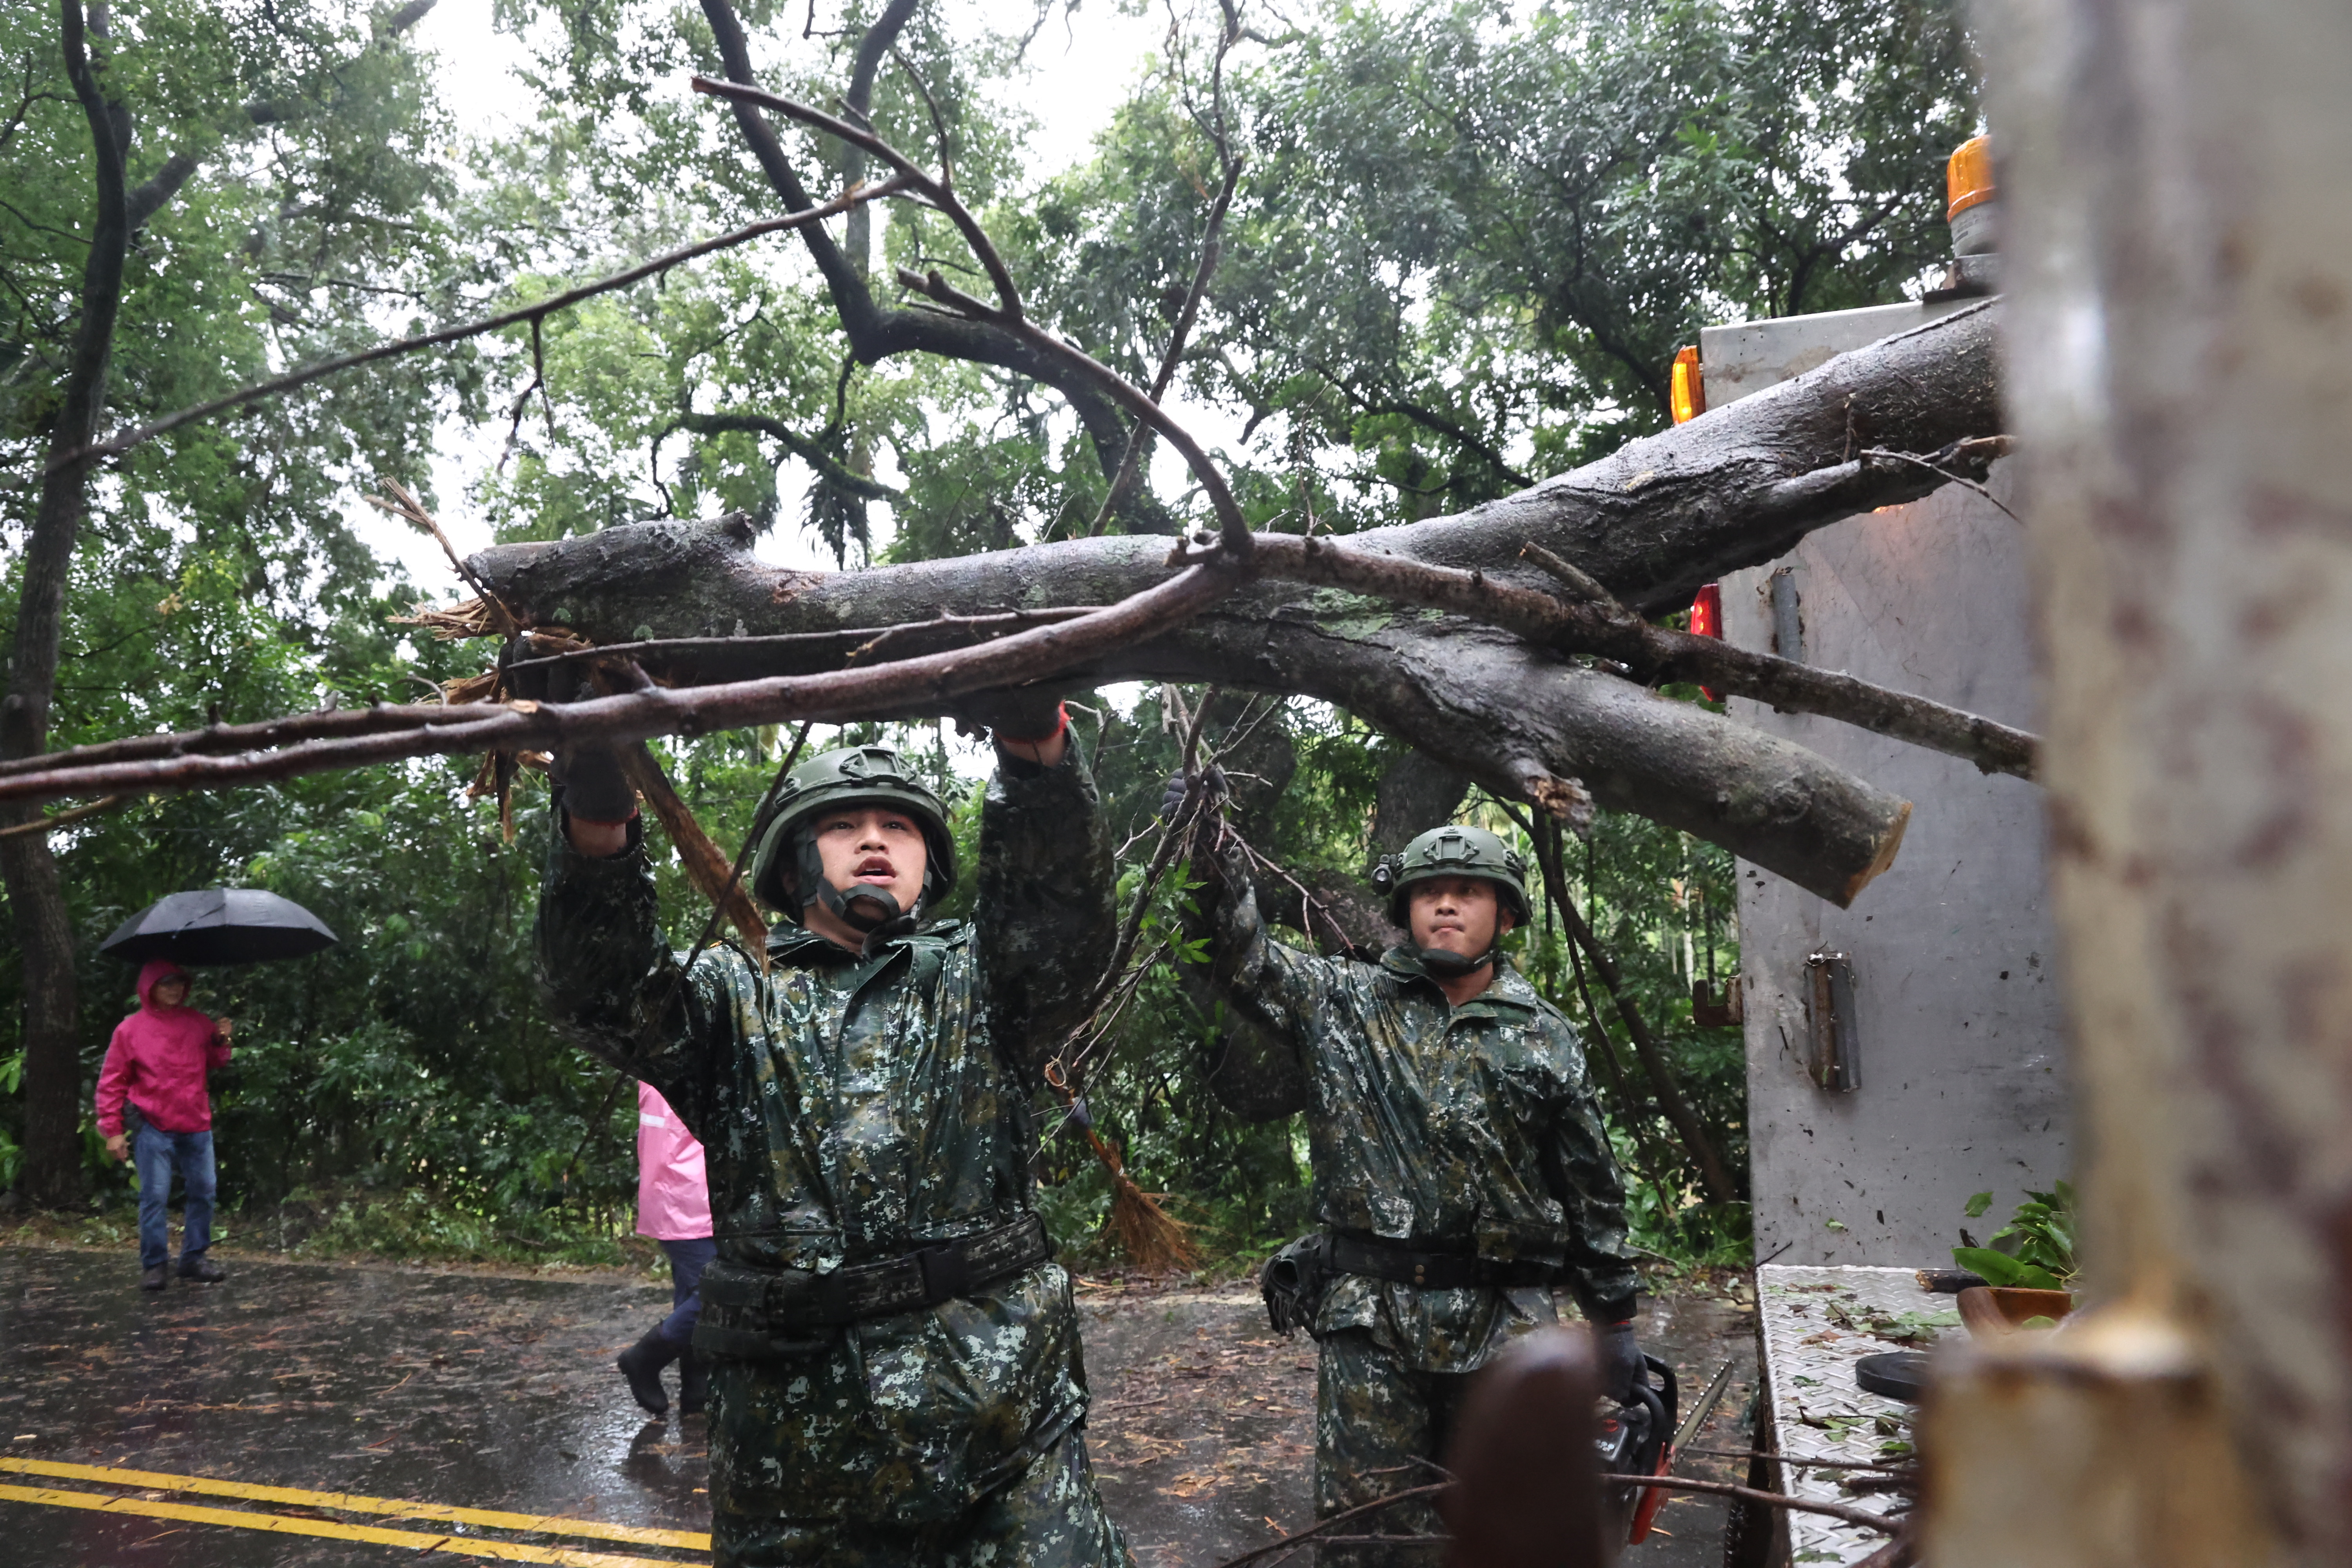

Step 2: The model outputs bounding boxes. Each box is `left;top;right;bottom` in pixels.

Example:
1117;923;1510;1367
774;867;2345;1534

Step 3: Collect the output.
368;1;1178;595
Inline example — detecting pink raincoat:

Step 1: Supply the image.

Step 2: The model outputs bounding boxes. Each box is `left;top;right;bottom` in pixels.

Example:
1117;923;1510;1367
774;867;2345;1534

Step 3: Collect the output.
94;960;230;1136
635;1081;712;1240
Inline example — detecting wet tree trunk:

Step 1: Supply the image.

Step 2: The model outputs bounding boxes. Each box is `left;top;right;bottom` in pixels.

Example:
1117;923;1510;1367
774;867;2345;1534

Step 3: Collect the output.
472;307;2001;906
4;2;134;1206
1926;0;2352;1559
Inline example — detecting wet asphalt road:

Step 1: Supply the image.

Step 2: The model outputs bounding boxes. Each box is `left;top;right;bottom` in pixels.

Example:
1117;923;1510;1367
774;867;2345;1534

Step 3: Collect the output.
0;1244;706;1564
0;1246;1753;1566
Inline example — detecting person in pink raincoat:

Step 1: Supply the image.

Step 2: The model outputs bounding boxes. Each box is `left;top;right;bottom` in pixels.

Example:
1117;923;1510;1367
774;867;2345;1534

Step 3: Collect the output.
617;1080;714;1418
95;960;233;1290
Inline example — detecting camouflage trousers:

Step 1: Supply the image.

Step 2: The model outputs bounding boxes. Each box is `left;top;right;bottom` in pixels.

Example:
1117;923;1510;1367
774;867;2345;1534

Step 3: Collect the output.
1314;1329;1477;1568
714;1424;1131;1568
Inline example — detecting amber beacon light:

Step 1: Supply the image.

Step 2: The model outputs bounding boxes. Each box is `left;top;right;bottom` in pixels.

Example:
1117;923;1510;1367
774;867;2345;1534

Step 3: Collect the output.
1670;345;1705;424
1946;133;1996;257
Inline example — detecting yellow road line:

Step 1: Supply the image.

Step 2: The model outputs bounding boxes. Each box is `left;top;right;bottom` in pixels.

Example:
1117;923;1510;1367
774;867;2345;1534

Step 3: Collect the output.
0;1457;708;1551
0;1482;694;1567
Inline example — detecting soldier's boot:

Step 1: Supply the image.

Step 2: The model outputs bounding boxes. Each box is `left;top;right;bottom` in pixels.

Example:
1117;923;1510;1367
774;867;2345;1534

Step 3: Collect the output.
677;1348;708;1417
616;1328;678;1417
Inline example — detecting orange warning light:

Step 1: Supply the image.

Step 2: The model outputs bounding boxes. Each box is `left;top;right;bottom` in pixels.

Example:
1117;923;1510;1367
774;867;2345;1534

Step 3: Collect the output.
1670;345;1705;424
1946;134;1994;222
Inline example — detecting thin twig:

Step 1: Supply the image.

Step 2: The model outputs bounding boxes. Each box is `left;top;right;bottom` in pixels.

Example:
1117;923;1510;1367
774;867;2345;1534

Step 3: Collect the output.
1595;1472;1899;1532
0;565;1242;808
0;793;123;838
1056;686;1219;1080
1678;1446;1910;1474
60;177;907;470
692;76;1019;318
1860;443;2020;524
1087;154;1245;536
690;74;1255;562
502;608;1106;671
886;44;953;192
1210;1484;1450;1568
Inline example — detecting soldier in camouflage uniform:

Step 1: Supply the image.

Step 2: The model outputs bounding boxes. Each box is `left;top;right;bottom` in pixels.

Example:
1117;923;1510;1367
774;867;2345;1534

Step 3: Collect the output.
539;697;1129;1568
1173;796;1645;1564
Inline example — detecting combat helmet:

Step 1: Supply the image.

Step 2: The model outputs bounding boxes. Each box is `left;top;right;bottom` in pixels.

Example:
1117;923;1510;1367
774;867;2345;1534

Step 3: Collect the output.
749;745;957;927
1369;824;1533;929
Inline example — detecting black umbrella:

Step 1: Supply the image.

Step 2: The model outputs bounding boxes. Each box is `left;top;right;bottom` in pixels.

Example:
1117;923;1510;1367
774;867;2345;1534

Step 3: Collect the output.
100;888;339;966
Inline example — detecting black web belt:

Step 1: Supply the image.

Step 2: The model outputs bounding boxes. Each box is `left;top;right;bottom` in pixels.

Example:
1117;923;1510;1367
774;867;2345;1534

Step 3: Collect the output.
694;1213;1053;1359
1327;1232;1563;1291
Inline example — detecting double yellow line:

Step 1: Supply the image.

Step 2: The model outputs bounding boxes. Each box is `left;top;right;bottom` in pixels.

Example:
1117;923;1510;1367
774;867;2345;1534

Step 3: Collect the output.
0;1457;710;1565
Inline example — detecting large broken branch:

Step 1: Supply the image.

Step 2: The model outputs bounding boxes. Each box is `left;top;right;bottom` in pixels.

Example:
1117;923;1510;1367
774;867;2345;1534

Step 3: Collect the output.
458;310;1996;904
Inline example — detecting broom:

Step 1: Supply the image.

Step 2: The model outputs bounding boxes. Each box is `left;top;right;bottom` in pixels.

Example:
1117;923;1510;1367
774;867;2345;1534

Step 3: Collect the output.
1045;1062;1200;1275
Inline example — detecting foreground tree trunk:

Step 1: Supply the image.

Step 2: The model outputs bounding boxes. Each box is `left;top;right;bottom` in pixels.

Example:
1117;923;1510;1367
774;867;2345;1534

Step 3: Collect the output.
472;305;2001;906
1924;0;2352;1560
3;2;135;1207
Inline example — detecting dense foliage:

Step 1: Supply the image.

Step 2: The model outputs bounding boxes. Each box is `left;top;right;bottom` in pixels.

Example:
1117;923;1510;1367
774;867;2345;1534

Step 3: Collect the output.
0;0;1975;1266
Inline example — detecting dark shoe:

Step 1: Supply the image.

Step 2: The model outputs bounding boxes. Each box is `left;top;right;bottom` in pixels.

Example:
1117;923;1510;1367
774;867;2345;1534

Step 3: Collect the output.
140;1265;168;1291
678;1348;708;1417
178;1255;226;1283
617;1328;678;1417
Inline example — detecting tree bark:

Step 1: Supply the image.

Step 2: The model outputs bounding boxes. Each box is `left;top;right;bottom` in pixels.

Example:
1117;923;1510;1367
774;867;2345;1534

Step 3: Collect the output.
471;308;1996;904
3;0;132;1205
1922;0;2351;1561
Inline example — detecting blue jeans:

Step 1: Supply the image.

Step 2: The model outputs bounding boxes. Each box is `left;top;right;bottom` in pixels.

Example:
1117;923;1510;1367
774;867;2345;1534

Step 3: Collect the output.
658;1237;715;1349
132;1119;215;1272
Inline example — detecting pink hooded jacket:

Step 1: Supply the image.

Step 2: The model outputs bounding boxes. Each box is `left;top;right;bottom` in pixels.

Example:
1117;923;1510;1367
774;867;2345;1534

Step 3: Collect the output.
94;960;230;1137
635;1081;712;1241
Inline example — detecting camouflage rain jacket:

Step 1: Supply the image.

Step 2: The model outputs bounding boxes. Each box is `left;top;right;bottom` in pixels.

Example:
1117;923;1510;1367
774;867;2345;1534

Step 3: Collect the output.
536;748;1114;1528
1190;839;1639;1374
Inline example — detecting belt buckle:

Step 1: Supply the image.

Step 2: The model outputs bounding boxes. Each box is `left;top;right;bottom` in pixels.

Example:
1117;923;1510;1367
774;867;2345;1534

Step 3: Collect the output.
1412;1261;1428;1286
916;1241;971;1303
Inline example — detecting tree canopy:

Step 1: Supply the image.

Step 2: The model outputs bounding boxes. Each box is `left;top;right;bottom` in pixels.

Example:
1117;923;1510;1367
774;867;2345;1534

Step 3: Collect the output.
0;0;1979;1263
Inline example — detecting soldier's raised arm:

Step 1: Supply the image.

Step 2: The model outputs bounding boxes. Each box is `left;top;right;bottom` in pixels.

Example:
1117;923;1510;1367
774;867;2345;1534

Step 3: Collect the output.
1173;777;1345;1114
969;699;1117;1063
536;803;748;1145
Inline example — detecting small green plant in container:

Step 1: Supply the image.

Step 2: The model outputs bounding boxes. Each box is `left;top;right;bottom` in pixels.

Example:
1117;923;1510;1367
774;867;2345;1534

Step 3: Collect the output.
1953;1182;2078;1293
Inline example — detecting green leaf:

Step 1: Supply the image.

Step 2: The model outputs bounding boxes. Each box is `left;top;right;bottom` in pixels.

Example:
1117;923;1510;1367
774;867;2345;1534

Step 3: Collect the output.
1952;1247;2026;1286
1963;1191;1994;1218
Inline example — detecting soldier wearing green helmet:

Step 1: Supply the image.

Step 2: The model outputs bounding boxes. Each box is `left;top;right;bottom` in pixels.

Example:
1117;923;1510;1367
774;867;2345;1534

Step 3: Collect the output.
535;673;1129;1568
1169;782;1642;1566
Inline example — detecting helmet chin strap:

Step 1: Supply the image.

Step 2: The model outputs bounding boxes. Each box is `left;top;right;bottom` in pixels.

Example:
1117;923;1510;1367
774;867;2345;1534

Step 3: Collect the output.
1410;941;1499;979
794;833;918;934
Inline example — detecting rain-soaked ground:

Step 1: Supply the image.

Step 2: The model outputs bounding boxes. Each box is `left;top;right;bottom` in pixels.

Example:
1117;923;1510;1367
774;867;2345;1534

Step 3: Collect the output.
0;1244;1755;1566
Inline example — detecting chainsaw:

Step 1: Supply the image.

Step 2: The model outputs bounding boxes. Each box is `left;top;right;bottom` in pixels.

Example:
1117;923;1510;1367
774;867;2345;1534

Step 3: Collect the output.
1597;1356;1737;1548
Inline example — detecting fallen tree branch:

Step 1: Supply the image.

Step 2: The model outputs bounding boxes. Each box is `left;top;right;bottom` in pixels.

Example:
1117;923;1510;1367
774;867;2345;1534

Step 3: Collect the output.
1220;530;2038;780
58;176;907;471
0;562;1243;807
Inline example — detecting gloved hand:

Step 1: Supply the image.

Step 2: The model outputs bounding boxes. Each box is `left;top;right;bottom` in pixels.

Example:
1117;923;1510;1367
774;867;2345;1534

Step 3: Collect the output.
1158;766;1228;822
949;686;1067;746
1591;1316;1648;1404
505;637;636;824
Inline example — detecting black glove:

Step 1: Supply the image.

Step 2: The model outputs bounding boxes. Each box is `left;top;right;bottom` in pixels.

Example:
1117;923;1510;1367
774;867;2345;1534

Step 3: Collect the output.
1158;766;1227;822
950;686;1067;746
505;638;636;823
1591;1316;1647;1404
